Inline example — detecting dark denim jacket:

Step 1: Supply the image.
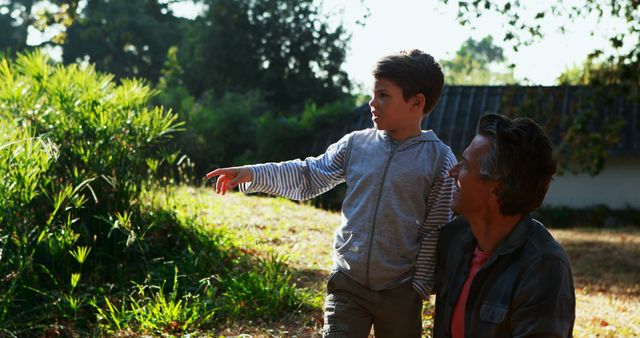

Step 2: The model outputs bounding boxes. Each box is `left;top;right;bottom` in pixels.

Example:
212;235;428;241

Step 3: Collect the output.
434;215;575;337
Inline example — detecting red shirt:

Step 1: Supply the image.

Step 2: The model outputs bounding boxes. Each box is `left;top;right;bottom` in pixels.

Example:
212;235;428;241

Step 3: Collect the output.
451;246;492;338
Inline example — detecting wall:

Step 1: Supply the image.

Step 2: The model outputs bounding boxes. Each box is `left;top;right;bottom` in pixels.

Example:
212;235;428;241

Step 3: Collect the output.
544;157;640;209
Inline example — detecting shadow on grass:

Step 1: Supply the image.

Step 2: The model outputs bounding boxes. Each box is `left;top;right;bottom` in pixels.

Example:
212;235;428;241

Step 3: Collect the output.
292;268;329;289
561;238;640;295
80;207;314;335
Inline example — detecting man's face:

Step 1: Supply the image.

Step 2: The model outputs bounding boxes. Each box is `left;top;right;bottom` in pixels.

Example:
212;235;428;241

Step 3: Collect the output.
448;135;500;218
368;78;421;140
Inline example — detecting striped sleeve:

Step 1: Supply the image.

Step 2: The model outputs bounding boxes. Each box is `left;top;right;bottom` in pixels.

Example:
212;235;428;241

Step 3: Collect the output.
238;134;350;201
412;150;457;299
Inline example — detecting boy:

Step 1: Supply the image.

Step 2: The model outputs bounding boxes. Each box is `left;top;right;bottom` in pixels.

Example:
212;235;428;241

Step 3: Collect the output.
207;49;456;338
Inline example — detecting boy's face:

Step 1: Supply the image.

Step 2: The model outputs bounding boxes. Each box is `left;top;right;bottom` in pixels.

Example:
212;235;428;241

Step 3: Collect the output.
369;78;423;141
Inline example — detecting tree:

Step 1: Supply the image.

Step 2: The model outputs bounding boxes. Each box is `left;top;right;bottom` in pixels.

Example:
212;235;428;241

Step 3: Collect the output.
0;0;185;83
0;0;85;53
442;36;518;85
441;0;636;175
440;0;639;87
557;56;630;86
0;0;32;52
62;0;185;82
176;0;351;113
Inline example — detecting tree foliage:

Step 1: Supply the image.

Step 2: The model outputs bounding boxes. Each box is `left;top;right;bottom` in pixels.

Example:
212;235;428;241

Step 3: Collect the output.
0;0;85;52
3;0;355;172
442;0;637;175
176;0;351;113
2;0;352;113
557;58;624;85
441;0;639;86
62;0;184;82
0;0;32;52
441;36;518;85
499;86;625;176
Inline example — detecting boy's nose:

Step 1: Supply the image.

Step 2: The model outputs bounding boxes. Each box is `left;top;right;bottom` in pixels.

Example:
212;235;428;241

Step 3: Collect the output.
369;97;377;108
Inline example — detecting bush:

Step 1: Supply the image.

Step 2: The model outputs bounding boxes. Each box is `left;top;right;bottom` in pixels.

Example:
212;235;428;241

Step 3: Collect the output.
0;123;56;324
155;75;358;175
533;206;640;228
0;50;181;332
0;50;308;336
185;90;266;171
254;98;358;163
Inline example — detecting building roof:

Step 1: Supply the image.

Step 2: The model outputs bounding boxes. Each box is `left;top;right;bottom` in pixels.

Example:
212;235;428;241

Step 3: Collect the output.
310;85;640;157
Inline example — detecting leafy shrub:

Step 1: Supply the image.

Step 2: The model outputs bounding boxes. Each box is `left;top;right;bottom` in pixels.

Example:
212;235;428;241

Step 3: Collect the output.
254;98;357;163
533;205;640;228
0;123;56;323
0;50;310;335
156;75;357;175
184;90;266;170
0;50;181;331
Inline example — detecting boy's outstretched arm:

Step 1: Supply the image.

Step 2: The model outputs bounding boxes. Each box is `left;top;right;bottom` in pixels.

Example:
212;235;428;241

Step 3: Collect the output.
206;167;253;195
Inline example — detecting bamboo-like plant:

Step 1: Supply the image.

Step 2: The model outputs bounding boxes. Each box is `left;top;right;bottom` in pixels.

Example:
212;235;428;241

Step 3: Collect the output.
0;50;182;331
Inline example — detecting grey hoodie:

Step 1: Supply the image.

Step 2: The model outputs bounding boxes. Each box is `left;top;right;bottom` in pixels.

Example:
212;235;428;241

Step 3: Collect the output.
241;128;455;297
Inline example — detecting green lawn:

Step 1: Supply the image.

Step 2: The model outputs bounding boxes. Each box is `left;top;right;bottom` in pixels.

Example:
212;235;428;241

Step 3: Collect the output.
154;185;640;337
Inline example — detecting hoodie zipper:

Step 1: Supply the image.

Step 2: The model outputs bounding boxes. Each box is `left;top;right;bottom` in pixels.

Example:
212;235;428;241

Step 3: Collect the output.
364;138;400;288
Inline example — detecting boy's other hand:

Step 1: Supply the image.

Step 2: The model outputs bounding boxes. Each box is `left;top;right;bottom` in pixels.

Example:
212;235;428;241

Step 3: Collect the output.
205;167;253;195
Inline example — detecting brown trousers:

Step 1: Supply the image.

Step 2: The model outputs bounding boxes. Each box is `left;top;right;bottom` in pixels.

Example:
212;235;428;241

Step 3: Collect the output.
322;270;422;338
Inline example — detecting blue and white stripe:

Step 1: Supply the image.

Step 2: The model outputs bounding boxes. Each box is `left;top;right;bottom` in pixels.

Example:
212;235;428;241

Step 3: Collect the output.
412;151;457;299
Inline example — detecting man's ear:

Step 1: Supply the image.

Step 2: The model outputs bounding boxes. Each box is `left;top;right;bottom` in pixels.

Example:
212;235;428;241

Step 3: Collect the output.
491;181;503;197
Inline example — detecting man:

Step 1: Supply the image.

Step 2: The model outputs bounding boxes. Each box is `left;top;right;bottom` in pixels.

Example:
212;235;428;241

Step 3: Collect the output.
434;113;575;337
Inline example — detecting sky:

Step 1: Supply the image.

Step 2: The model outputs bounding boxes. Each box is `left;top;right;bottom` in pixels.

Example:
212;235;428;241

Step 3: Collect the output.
170;0;627;92
317;0;627;92
133;0;629;92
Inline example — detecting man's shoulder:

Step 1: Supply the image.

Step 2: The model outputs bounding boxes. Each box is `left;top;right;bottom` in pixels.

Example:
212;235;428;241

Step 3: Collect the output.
522;219;572;266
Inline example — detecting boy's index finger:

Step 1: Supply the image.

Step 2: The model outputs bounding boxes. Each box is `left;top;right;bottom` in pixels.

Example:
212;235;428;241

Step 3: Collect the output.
205;169;226;179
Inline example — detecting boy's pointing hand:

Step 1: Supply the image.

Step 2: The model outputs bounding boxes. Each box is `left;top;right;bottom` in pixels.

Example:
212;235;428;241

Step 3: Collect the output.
205;167;253;195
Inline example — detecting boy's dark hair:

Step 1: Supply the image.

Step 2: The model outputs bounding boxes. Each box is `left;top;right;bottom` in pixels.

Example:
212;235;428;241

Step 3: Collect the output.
476;113;557;216
372;49;444;114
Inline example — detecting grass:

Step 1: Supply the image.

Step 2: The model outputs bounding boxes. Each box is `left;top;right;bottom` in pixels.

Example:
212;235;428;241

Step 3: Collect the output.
156;185;640;337
550;229;640;337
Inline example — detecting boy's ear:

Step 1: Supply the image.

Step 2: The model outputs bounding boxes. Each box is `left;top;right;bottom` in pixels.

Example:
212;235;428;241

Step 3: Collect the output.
414;93;426;110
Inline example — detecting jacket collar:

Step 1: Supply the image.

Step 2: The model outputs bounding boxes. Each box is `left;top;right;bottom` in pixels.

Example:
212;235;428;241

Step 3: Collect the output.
493;214;541;256
460;214;541;256
378;129;438;146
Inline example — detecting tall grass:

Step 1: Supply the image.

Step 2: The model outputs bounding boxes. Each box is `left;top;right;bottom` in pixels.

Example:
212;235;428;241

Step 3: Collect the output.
219;255;302;320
